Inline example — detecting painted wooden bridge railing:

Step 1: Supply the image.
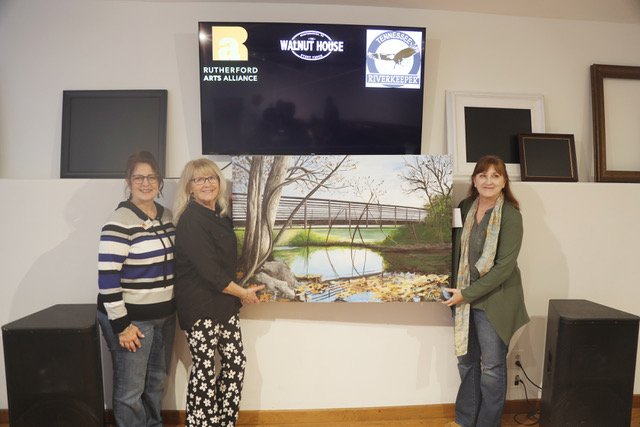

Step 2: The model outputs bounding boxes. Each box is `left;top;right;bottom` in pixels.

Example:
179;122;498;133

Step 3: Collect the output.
232;193;426;227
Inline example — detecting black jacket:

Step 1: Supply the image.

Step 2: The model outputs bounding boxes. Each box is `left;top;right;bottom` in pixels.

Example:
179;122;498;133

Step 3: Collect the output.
175;201;241;330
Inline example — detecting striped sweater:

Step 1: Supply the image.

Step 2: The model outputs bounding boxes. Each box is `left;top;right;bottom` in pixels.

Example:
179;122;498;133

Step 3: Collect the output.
98;200;176;334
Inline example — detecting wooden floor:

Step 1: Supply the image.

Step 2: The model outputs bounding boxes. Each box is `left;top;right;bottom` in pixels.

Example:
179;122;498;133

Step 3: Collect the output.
183;413;539;426
222;413;640;427
145;410;640;426
127;411;637;426
107;409;637;427
2;408;639;426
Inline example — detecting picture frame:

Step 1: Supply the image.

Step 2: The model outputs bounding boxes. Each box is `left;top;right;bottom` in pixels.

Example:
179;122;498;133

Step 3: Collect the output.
231;155;452;303
446;91;545;180
60;90;167;178
590;64;640;183
518;133;578;182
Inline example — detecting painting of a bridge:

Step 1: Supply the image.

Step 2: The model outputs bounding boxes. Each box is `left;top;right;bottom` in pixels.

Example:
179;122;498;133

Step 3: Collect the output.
232;155;452;303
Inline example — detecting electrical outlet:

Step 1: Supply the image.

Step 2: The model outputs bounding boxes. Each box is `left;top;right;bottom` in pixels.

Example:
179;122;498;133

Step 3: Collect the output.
509;351;524;394
509;372;521;393
514;351;522;367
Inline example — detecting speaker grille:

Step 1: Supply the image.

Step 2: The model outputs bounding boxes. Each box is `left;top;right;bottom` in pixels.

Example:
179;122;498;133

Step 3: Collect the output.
16;399;102;427
2;304;104;427
540;300;639;427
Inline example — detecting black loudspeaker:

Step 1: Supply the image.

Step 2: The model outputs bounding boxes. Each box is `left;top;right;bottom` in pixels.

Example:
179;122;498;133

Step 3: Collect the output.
540;299;639;426
2;304;104;427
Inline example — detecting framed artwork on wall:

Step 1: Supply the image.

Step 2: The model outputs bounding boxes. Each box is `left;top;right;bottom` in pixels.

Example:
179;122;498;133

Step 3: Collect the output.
518;133;578;182
231;154;453;303
60;90;167;178
446;91;545;180
591;64;640;183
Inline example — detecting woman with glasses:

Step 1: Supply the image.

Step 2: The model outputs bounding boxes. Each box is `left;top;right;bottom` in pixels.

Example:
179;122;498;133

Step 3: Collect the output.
97;151;176;426
173;158;264;427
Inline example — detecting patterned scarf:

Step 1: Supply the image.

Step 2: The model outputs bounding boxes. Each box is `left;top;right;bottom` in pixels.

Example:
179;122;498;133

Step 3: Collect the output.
454;194;504;356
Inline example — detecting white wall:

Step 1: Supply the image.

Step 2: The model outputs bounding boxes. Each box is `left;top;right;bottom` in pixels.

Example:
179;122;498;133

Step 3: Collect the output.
1;179;639;412
1;0;640;412
2;0;640;179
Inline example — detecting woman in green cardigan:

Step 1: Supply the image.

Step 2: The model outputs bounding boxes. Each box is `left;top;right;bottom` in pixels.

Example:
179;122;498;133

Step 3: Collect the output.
443;155;529;427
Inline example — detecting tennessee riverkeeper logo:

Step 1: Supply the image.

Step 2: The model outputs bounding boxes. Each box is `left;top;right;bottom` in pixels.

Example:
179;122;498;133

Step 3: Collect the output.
365;29;423;89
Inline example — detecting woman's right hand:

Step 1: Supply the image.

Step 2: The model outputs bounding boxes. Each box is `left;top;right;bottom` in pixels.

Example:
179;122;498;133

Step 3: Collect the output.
242;285;265;304
118;324;144;352
441;288;465;307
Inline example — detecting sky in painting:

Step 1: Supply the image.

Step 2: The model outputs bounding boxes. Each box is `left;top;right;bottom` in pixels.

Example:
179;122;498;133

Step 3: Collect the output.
280;154;447;209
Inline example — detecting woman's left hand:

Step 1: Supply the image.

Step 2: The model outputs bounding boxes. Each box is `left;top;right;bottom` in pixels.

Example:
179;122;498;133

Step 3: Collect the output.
118;324;144;352
242;285;265;304
441;288;465;307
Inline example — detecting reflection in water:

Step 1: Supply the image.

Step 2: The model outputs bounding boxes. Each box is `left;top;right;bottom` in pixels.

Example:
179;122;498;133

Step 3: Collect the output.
275;246;384;281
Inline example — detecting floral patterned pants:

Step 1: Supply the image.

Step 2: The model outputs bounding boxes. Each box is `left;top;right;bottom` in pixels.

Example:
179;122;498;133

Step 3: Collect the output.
186;315;246;427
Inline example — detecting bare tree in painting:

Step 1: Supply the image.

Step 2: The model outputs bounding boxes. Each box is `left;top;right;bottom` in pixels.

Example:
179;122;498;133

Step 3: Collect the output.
400;155;453;242
235;155;353;294
238;156;288;275
400;155;452;204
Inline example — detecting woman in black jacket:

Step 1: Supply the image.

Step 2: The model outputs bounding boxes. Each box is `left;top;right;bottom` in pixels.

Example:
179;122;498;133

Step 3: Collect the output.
173;158;263;427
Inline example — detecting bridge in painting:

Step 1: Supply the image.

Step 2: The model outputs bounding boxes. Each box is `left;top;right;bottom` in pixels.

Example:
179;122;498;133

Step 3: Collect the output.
232;193;427;228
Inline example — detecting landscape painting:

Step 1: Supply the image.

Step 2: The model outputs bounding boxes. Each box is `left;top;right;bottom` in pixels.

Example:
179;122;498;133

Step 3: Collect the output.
232;155;452;302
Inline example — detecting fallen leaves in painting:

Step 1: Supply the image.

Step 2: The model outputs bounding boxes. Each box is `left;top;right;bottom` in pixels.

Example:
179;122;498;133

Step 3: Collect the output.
250;272;449;303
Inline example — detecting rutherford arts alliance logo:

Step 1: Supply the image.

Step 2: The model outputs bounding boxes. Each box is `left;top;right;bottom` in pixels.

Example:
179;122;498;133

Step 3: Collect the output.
365;29;423;89
201;26;259;82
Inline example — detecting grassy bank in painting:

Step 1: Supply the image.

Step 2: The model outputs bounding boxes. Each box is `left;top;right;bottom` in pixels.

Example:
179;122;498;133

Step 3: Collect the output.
237;225;451;302
237;224;450;249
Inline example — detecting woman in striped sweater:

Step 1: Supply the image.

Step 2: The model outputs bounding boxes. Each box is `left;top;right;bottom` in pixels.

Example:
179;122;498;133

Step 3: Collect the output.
97;151;176;427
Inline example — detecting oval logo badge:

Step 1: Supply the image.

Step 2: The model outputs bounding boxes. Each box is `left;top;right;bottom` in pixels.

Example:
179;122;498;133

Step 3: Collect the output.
289;30;335;61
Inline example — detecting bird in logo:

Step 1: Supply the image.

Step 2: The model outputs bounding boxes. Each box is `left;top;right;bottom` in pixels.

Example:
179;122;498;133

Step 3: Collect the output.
367;47;418;66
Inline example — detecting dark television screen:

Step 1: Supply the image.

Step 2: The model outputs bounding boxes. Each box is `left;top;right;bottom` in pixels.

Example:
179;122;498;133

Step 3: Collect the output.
60;90;167;178
198;22;426;155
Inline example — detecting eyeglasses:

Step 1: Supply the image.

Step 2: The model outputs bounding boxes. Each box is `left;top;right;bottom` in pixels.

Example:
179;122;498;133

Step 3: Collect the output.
191;175;219;186
131;174;159;185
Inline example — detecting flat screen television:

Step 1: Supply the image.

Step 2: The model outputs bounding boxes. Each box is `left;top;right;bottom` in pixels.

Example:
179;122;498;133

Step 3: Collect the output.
198;22;426;155
60;90;167;178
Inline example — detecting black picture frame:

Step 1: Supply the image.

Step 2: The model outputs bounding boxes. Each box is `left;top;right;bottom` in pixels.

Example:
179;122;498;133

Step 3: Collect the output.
518;133;578;182
464;106;532;164
590;64;640;183
60;89;167;178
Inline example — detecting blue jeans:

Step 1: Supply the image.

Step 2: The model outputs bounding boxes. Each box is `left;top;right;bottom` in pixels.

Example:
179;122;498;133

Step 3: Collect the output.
98;311;176;427
455;309;508;427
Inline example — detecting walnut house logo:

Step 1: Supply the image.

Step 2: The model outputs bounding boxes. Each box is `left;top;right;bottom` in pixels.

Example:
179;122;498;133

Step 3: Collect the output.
280;30;345;61
365;29;422;89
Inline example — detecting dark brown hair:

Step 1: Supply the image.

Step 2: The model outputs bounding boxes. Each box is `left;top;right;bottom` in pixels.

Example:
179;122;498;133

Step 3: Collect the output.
124;151;164;194
468;155;519;210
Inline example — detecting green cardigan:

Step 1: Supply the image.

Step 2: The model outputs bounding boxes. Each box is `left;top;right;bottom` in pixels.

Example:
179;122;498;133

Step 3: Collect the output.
453;197;530;346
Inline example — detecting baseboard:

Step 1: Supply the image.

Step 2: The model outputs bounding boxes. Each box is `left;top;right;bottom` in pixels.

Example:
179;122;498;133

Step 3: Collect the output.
106;404;453;425
106;404;455;425
105;399;546;425
4;396;639;425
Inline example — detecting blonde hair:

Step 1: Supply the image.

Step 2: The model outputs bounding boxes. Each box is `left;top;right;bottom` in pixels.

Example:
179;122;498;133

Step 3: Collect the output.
173;158;229;223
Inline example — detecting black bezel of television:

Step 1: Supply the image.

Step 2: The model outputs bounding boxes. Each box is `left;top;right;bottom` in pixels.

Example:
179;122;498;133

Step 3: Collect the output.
60;90;167;178
198;22;426;155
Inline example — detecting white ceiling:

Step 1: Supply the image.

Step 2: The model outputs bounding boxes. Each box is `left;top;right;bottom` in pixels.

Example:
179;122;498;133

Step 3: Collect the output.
149;0;640;24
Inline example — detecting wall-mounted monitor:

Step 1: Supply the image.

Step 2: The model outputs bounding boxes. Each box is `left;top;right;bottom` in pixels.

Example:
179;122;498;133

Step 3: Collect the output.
60;90;167;178
198;22;426;155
